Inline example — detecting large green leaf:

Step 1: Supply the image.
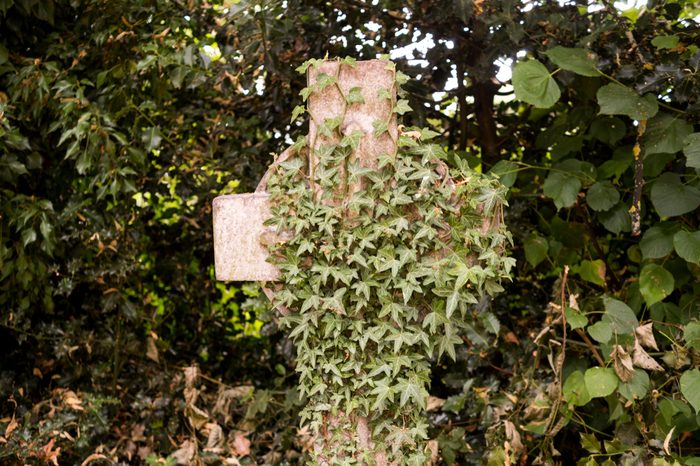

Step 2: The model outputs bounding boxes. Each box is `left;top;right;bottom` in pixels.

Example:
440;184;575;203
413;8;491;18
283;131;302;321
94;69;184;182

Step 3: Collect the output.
543;171;581;210
563;370;592;406
639;264;674;306
640;224;677;260
588;320;612;344
684;133;700;169
488;160;518;188
589;117;626;146
618;369;650;401
586;181;619;212
584;367;618;398
651;35;680;49
684;322;700;352
644;113;693;155
596;83;658;121
524;234;548;267
544;46;600;76
680;369;700;413
599;202;631;234
512;59;561;108
603;297;638;334
650;173;700;217
674;230;700;264
577;259;606;286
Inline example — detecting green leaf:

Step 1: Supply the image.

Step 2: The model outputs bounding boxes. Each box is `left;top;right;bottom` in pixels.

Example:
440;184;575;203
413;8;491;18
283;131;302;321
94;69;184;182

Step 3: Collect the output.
680;369;700;412
565;307;588;330
603;297;638;334
488;160;518;188
683;322;700;351
346;86;365;104
588;320;612;343
290;105;305;123
523;234;548;267
596;83;658;121
544;46;599;76
512;59;561;108
651;173;700;217
589;117;626;146
584;367;618;398
618;369;650;401
586;181;619;212
683;133;700;169
142;126;162;151
581;433;601;453
673;231;700;265
599;202;631;234
651;35;680;49
639;264;674;306
644;113;693;155
577;259;606;286
543;171;581;210
394;99;412;115
640;224;677;260
563;370;592;406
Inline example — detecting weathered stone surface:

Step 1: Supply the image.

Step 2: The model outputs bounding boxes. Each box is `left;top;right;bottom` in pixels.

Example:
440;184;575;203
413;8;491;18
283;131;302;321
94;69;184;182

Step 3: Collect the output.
212;193;279;282
213;60;398;282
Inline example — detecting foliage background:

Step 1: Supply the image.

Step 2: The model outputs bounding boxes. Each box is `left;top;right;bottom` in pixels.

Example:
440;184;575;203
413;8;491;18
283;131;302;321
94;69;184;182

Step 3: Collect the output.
1;0;699;464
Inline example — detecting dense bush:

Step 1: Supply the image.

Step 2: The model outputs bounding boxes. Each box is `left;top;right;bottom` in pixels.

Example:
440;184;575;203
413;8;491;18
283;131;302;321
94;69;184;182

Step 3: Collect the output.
1;0;700;464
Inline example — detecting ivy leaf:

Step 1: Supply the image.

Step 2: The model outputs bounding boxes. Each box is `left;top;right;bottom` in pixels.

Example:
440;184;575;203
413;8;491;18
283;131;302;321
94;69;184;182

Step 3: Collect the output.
596;83;658;121
640;224;677;260
543;171;580;210
680;369;700;413
394;99;412;115
651;173;700;217
673;230;700;264
445;290;460;318
544;46;599;77
586;181;619;212
346;86;365;104
644;113;693;155
290;105;305;123
584;367;618;398
512;59;561;108
523;234;548;267
683;133;700;169
639;264;674;306
369;380;395;411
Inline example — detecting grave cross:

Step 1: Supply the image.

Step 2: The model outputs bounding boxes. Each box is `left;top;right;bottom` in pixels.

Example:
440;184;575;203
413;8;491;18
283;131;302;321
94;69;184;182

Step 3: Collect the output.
212;59;398;284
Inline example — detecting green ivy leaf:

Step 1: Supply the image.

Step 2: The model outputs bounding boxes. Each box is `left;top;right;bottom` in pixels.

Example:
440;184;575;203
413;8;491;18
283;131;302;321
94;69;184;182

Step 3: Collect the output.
596;83;658;121
543;171;581;210
651;35;680;49
683;133;700;169
346;86;365;104
644;113;693;155
394;99;412;115
650;173;700;217
586;181;619;212
584;367;618;398
523;234;548;267
290;104;305;123
639;264;674;306
680;369;700;412
512;59;561;108
544;46;599;76
673;230;700;264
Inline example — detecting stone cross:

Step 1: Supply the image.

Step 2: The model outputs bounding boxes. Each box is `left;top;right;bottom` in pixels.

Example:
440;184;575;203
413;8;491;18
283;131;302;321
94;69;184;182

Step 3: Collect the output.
212;60;398;283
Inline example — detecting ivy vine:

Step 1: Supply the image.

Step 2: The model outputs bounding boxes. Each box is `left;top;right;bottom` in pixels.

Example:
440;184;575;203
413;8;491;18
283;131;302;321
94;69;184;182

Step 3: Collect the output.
265;57;514;464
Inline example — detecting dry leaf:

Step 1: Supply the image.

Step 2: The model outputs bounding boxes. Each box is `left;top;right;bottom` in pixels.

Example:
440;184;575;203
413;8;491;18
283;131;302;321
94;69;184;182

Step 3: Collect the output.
633;340;665;372
185;404;209;430
81;453;107;466
426;396;445;412
610;345;635;382
4;415;17;438
204;422;224;452
426;439;439;464
635;323;659;350
184;366;199;388
568;294;579;310
146;336;159;363
504;420;524;453
663;426;675;456
171;439;196;465
232;431;251;457
63;390;84;411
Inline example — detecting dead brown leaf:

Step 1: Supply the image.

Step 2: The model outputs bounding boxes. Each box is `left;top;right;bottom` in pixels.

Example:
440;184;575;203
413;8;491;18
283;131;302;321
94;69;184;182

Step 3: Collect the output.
635;322;659;350
81;453;108;466
232;431;251;457
633;340;665;372
4;415;18;438
146;336;159;363
426;396;445;412
63;390;85;411
610;345;635;382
